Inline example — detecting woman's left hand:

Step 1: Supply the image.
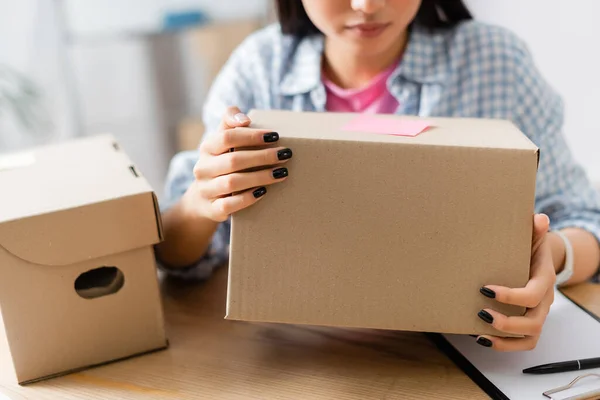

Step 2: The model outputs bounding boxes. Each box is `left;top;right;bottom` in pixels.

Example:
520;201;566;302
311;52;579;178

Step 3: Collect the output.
475;213;556;351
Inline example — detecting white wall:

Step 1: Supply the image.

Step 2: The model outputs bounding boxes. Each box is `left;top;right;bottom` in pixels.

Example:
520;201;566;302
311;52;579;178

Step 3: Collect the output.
68;37;173;198
465;0;600;184
0;0;75;150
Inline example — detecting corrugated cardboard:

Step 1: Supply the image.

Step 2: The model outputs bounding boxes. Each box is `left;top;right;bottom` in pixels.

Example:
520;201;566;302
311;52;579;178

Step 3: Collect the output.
226;110;539;337
0;134;168;384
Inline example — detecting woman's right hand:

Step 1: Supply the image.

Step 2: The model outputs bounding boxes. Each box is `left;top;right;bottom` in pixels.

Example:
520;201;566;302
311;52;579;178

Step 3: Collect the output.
184;106;292;222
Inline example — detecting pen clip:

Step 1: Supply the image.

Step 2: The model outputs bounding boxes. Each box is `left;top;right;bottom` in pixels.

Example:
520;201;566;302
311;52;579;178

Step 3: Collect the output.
543;373;600;399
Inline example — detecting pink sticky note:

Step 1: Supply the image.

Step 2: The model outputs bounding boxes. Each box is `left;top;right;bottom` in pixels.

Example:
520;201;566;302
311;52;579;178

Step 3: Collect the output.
342;114;432;137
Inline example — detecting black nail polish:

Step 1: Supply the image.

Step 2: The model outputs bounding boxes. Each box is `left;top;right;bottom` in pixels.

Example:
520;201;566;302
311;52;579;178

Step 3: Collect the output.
272;167;288;179
253;187;267;198
263;132;279;143
478;310;494;324
480;287;496;299
476;337;493;347
277;148;293;160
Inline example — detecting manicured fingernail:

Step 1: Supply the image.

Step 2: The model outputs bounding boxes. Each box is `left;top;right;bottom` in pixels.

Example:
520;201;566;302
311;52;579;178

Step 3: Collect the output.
478;310;494;324
480;287;496;299
234;113;250;123
476;337;493;347
272;167;288;179
263;132;279;143
253;187;267;198
277;148;293;160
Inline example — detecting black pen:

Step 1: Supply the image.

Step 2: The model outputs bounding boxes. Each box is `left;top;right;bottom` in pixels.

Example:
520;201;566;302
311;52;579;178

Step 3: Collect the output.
523;357;600;374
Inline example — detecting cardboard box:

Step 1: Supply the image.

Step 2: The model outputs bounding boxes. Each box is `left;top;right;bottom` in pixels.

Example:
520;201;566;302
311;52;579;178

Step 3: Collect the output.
226;110;539;336
0;134;168;384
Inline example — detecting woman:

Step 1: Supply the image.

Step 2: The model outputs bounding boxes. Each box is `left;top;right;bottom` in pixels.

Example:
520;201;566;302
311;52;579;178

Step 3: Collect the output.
155;0;600;351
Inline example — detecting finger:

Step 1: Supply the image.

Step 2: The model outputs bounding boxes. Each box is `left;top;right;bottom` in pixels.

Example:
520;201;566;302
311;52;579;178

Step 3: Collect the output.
219;106;251;131
529;235;557;287
485;239;554;308
531;213;550;254
210;186;267;220
478;287;553;336
207;147;292;177
199;167;289;198
475;334;539;352
484;281;547;310
201;127;280;156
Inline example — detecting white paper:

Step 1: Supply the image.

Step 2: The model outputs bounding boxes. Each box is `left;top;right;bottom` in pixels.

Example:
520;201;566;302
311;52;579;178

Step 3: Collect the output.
443;289;600;400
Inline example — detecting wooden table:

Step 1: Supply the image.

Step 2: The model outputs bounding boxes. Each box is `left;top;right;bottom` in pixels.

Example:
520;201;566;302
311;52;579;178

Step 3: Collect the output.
1;267;598;400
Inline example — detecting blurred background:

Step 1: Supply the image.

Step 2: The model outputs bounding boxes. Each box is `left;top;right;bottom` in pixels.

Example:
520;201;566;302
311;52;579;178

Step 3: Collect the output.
1;0;599;202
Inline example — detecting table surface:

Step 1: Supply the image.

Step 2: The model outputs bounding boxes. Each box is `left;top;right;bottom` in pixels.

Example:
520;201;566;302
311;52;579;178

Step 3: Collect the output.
1;266;598;400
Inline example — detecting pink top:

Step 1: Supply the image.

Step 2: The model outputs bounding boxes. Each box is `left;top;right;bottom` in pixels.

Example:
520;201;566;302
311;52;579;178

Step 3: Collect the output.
322;61;400;114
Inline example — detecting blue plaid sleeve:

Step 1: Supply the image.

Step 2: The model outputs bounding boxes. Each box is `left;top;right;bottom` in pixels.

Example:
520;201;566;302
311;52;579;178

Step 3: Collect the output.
155;150;231;280
512;38;600;263
157;31;260;280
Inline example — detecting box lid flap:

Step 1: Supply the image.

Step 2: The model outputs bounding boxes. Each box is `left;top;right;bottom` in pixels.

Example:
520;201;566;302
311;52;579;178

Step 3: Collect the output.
247;110;539;152
0;134;163;266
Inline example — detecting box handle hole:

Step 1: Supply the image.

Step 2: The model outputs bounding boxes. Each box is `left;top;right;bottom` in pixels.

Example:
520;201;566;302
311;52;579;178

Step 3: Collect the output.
75;266;124;299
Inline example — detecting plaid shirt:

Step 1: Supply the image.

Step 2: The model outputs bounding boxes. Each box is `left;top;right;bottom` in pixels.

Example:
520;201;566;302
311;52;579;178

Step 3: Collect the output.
160;21;600;280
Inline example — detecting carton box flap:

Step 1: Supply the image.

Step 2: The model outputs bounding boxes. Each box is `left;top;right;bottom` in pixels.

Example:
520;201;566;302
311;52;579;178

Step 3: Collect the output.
247;110;539;152
0;134;153;224
0;135;162;266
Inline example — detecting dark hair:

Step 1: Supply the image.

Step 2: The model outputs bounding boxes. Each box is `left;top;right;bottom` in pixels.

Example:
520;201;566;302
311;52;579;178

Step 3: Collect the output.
275;0;473;37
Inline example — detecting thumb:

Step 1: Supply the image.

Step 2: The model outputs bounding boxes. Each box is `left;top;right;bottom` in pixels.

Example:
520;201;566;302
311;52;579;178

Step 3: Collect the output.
219;106;251;131
532;213;550;253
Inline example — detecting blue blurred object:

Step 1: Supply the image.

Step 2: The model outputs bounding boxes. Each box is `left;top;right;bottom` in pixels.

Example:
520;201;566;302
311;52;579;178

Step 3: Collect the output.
162;10;209;31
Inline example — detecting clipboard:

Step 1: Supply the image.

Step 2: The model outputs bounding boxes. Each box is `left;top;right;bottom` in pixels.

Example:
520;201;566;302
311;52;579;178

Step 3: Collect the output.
431;288;600;400
429;332;510;399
